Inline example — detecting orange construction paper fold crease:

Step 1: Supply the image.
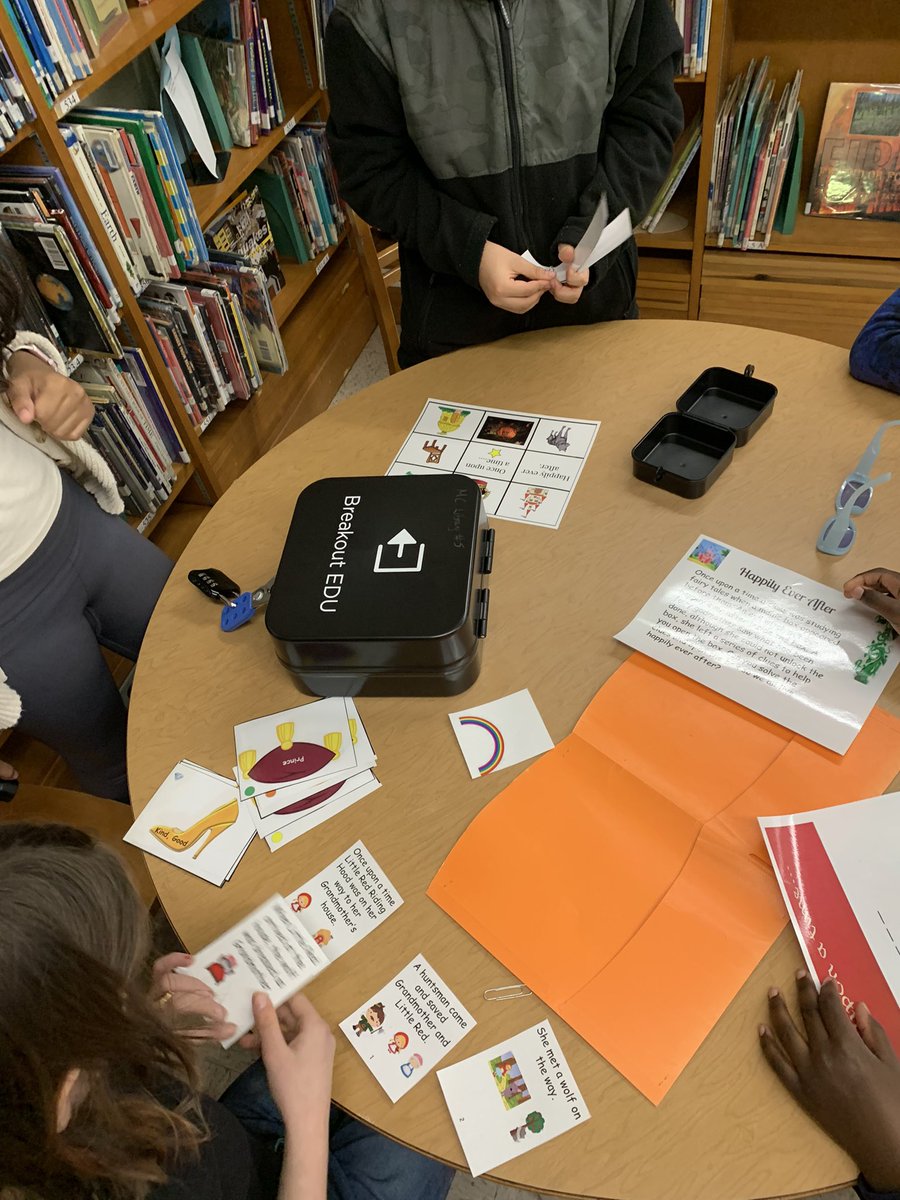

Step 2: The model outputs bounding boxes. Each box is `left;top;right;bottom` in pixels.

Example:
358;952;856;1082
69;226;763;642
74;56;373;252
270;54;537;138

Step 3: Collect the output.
427;655;900;1103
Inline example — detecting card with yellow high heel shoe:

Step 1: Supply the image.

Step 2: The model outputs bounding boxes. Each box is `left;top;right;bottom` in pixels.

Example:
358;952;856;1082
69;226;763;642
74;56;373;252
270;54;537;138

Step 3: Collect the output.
124;761;256;886
234;696;359;801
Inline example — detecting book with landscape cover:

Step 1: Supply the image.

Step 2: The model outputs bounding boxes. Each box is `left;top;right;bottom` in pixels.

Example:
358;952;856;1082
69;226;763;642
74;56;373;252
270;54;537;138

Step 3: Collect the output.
806;83;900;221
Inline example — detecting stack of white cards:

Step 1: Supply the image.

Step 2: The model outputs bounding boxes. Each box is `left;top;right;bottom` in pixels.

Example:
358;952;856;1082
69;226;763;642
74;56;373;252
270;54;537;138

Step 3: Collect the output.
234;697;381;852
124;760;256;886
124;699;383;887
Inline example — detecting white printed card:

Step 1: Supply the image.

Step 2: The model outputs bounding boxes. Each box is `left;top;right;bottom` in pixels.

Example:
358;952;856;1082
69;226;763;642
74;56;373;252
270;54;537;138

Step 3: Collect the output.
284;840;402;961
438;1020;590;1177
264;774;382;851
176;895;329;1047
340;956;475;1101
234;697;357;799
449;689;554;779
124;760;255;886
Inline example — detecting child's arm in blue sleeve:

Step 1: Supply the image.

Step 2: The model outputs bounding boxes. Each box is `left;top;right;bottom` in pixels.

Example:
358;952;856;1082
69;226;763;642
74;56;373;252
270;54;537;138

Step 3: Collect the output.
850;289;900;395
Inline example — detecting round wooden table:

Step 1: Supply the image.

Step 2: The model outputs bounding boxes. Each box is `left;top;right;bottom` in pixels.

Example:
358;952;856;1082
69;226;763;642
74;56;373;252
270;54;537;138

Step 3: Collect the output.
130;320;900;1200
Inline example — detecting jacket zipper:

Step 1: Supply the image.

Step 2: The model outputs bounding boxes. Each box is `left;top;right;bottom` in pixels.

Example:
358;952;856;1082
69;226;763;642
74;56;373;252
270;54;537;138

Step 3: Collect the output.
493;0;527;250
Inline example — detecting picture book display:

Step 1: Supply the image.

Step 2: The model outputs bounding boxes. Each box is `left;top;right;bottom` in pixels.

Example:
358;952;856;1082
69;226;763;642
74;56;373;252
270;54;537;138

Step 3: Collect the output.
340;956;475;1102
386;400;600;529
428;654;900;1102
284;840;402;963
760;793;900;1050
806;83;900;221
124;760;255;886
707;60;804;248
437;1020;589;1177
615;535;900;754
176;895;329;1046
449;689;554;780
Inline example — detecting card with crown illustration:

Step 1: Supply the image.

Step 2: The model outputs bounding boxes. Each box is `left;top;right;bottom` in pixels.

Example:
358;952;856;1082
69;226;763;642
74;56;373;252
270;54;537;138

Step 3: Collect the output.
251;699;377;821
234;697;358;800
124;760;255;886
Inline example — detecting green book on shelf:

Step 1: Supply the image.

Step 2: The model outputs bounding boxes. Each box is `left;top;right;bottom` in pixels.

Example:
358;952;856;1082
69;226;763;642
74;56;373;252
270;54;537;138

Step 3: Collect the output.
774;106;804;236
180;33;234;152
251;169;310;263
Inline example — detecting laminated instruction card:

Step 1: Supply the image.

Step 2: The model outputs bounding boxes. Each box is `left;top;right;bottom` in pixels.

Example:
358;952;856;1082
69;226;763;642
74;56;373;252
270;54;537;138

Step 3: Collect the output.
760;792;900;1050
340;956;475;1102
616;534;900;754
437;1020;589;1177
284;840;402;962
386;400;600;529
176;895;329;1047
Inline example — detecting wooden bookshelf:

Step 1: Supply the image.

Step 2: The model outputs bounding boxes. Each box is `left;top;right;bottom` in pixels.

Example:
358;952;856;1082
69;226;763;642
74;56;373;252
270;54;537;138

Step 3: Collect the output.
192;87;325;227
2;121;33;152
635;191;696;251
635;0;900;344
51;0;207;117
127;460;195;537
272;228;348;326
202;239;371;489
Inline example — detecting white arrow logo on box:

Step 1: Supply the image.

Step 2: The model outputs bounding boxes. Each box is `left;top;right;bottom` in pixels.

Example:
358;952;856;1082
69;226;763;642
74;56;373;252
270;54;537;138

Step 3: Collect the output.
374;529;425;573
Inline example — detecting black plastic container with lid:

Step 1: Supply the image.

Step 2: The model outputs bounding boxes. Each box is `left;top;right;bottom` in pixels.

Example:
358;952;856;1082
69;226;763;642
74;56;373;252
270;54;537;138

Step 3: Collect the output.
631;364;777;498
265;474;493;697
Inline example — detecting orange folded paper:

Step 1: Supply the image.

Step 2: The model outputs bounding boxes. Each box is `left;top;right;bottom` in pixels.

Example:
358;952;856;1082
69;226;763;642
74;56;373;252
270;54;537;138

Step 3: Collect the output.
427;655;900;1103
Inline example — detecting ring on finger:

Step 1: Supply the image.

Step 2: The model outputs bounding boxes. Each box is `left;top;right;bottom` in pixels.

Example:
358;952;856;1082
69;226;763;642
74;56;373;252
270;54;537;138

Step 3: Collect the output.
157;990;174;1007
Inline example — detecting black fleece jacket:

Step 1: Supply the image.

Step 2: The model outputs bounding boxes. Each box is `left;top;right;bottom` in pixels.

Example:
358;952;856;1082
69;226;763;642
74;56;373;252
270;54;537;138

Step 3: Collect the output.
326;0;683;365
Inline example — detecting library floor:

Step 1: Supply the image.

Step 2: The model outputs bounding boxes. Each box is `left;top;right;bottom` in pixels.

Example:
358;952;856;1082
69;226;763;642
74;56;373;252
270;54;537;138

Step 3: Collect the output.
155;334;854;1200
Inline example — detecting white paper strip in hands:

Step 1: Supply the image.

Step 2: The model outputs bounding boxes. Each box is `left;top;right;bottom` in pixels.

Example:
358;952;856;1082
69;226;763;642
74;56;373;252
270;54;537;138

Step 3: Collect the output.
522;200;633;282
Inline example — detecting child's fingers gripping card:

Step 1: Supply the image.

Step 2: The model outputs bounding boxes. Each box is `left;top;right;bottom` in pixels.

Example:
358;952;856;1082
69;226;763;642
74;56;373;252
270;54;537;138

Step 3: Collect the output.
175;895;329;1047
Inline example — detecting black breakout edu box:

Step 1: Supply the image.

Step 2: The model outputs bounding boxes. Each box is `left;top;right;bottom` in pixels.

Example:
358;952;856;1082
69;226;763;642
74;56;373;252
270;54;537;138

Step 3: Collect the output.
265;475;494;697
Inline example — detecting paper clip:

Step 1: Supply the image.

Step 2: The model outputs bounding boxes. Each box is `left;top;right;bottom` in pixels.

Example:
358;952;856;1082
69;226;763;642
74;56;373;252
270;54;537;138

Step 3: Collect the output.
483;984;533;1002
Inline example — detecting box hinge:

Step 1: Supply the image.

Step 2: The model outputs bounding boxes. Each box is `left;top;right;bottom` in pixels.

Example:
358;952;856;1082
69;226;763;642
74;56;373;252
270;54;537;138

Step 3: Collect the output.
480;528;495;575
474;587;490;638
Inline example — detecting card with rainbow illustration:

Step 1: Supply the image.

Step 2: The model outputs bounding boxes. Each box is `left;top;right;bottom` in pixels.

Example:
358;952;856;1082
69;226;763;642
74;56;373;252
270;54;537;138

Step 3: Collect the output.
449;690;554;781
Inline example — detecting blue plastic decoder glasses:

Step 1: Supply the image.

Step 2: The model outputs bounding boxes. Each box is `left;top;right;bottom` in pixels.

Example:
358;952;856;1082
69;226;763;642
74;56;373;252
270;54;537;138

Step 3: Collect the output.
817;473;892;556
835;419;900;514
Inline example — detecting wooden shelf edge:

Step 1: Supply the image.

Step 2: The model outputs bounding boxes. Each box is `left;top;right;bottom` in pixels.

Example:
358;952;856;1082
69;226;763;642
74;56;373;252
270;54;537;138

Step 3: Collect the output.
52;0;207;116
0;121;34;154
272;228;349;326
675;73;706;83
192;88;325;227
128;459;194;538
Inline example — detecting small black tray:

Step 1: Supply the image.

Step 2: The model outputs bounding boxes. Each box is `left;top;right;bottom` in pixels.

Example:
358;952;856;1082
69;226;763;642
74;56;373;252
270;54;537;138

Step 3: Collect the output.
632;413;736;499
675;365;777;446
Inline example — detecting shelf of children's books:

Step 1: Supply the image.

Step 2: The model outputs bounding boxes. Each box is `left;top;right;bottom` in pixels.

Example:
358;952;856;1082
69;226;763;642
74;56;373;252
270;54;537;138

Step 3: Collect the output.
635;191;696;251
272;228;349;327
200;240;358;483
50;0;206;118
191;86;325;227
0;122;34;154
706;211;900;259
127;460;194;537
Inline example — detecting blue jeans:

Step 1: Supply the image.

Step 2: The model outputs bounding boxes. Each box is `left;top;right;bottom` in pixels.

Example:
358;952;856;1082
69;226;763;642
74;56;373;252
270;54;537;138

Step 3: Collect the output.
220;1060;455;1200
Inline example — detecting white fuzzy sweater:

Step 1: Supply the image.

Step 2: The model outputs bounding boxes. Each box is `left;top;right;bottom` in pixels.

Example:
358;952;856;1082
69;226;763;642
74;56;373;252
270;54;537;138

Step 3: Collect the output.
0;333;123;732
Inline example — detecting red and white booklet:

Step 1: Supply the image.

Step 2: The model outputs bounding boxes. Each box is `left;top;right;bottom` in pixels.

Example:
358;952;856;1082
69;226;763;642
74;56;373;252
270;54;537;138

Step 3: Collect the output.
760;793;900;1047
